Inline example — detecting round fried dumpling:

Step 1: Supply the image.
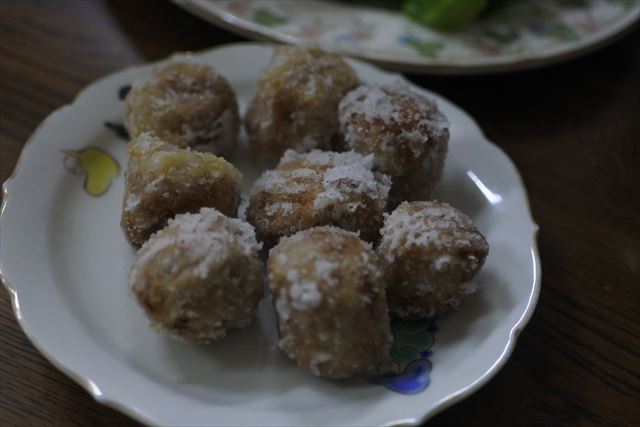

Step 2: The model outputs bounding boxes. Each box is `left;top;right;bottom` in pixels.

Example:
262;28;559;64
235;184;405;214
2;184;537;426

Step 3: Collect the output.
129;208;264;343
268;226;392;378
378;201;489;318
245;46;359;163
122;132;241;247
339;84;449;205
124;62;239;155
247;150;391;245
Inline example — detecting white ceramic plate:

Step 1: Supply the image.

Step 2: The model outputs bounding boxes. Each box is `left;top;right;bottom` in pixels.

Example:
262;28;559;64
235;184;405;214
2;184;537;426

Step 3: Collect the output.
174;0;640;74
0;43;540;426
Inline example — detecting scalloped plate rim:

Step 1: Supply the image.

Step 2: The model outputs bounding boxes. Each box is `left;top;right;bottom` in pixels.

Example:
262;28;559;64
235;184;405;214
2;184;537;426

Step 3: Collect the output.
0;42;541;426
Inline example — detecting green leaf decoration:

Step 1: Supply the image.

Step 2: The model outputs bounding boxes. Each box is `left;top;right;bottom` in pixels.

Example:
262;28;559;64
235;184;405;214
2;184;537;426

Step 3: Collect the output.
253;8;288;27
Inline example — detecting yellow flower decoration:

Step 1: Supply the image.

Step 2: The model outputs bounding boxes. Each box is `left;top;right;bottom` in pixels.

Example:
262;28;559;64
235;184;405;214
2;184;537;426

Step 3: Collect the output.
64;148;119;196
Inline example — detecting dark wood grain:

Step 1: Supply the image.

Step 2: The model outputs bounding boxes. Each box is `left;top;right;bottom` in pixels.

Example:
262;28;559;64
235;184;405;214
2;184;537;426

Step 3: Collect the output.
1;1;639;426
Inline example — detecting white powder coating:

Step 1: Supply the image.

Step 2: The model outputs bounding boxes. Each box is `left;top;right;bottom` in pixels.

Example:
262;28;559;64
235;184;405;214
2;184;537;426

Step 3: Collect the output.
129;62;221;107
144;176;164;193
379;201;486;262
289;281;322;310
245;46;359;162
267;226;392;378
264;46;354;97
286;269;299;282
342;82;439;122
273;225;374;256
129;207;262;290
339;83;449;157
433;255;452;271
125;62;239;153
314;163;385;210
251;149;391;211
124;191;141;212
342;84;396;123
237;196;250;221
268;226;379;312
338;83;450;180
313;259;340;285
280;149;375;167
264;202;294;217
275;289;291;321
379;201;489;319
130;130;161;153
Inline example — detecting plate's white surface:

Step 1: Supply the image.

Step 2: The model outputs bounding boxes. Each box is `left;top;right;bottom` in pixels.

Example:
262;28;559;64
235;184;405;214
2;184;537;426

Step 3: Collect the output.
175;0;640;73
0;43;540;426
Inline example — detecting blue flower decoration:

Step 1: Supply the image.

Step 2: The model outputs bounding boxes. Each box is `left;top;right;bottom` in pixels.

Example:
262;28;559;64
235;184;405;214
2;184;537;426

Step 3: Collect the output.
368;359;433;394
367;318;437;394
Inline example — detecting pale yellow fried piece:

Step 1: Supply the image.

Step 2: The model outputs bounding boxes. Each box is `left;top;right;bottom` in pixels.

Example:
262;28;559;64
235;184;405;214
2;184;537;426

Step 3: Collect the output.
121;132;241;247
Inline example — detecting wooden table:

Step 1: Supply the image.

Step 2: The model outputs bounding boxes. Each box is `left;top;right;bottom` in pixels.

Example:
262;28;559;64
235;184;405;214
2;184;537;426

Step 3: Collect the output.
1;1;638;425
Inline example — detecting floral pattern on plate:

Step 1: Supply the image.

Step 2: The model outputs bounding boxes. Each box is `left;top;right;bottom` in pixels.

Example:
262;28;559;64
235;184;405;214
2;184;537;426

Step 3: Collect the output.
1;44;541;427
63;147;119;197
368;318;437;394
177;0;640;72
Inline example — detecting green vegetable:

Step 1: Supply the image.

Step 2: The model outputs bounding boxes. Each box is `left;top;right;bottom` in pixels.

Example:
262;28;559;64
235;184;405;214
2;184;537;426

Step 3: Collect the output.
403;0;489;31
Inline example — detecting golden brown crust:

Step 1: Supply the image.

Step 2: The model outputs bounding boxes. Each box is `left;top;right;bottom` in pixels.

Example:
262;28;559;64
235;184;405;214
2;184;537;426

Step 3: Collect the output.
338;84;449;205
121;133;242;247
268;227;392;378
388;135;448;205
130;208;263;343
124;62;239;155
244;46;359;163
247;150;391;246
378;201;489;318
